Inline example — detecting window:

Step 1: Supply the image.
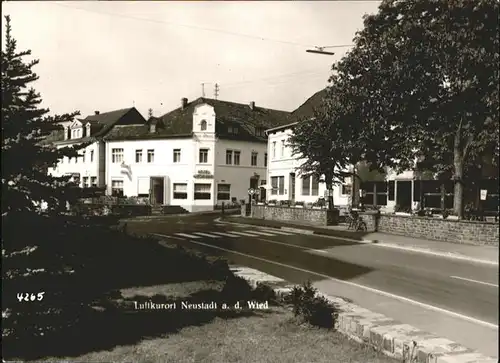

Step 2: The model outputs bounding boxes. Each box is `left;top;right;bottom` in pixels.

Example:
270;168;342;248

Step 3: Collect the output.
173;149;181;163
272;142;276;159
111;180;124;197
226;150;233;165
194;183;211;200
91;177;97;187
271;176;285;195
233;127;239;134
90;150;94;162
341;185;352;196
264;153;268;167
82;177;89;188
302;176;311;196
173;183;188;199
234;151;241;165
111;148;124;163
311;176;319;196
251;152;258;166
200;120;207;131
228;126;233;134
75;155;78;163
281;140;286;158
82;151;86;163
135;149;143;163
217;184;231;200
199;148;208;163
256;127;265;137
147;149;154;163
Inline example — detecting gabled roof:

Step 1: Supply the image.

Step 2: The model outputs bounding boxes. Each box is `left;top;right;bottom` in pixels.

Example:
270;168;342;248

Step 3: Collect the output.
104;97;290;142
45;107;144;145
288;88;327;123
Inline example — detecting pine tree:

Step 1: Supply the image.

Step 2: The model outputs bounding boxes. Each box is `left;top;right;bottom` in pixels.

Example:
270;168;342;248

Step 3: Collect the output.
1;16;85;225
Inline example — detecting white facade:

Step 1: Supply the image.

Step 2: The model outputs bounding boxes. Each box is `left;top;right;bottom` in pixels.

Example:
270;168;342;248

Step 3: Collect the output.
266;125;351;206
105;104;269;212
48;141;105;188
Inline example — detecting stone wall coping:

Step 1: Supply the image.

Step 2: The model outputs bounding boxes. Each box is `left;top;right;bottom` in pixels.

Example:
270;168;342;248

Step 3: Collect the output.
380;212;499;226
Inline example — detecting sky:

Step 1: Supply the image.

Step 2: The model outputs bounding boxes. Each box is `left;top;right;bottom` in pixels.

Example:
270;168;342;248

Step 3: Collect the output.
2;1;381;119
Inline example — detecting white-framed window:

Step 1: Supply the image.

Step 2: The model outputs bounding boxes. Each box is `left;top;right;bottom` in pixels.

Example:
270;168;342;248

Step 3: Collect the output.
271;176;285;195
272;141;276;159
194;183;211;200
264;153;268;167
111;179;124;197
91;177;97;187
199;148;208;163
173;183;188;199
226;150;233;165
135;149;143;163
217;184;231;200
147;149;154;163
234;151;241;165
173;149;181;163
111;148;124;163
251;152;258;166
90;150;94;162
200;120;207;131
302;176;319;196
281;140;286;158
82;176;89;188
341;184;352;196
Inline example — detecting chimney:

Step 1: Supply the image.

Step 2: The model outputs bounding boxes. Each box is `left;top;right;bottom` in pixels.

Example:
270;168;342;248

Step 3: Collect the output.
181;98;188;110
249;101;255;110
94;111;100;115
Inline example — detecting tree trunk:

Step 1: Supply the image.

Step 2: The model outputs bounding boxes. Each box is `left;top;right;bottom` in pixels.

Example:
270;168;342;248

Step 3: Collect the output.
326;182;334;210
453;151;465;219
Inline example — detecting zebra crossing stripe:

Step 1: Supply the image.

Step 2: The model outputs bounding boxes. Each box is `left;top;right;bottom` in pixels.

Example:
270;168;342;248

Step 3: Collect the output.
230;231;262;237
245;230;277;236
174;233;201;239
211;231;241;238
257;228;294;235
192;232;221;238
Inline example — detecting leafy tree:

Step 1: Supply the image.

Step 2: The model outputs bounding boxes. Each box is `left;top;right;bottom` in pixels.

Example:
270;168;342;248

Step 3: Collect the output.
2;15;86;231
334;0;499;218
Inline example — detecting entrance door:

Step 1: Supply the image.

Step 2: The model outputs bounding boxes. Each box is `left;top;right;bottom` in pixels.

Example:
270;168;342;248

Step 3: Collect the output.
250;177;258;202
150;177;164;205
396;181;412;210
289;173;296;202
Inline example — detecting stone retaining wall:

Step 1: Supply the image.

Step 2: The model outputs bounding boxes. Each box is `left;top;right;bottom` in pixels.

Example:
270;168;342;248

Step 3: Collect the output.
250;205;338;226
375;214;499;246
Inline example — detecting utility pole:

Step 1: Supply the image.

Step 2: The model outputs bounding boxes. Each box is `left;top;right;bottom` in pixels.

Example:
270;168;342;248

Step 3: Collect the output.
214;83;220;100
201;83;206;97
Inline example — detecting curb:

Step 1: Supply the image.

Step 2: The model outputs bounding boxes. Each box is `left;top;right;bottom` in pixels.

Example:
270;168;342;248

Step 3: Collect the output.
217;218;498;266
230;265;497;363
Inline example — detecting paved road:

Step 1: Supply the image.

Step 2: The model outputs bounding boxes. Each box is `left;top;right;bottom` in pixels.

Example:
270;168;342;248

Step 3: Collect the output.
126;215;499;357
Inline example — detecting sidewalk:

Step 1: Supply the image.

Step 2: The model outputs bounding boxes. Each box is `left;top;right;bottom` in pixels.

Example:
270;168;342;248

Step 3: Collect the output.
223;216;499;265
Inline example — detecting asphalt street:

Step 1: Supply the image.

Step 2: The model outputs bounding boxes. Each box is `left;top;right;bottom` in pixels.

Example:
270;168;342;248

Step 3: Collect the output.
126;214;499;357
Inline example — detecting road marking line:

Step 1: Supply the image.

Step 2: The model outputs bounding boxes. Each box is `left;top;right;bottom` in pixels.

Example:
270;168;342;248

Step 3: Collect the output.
257;228;294;235
450;276;498;288
230;231;262;237
214;218;498;266
155;232;498;330
211;231;241;238
192;232;221;238
246;231;277;236
174;233;201;239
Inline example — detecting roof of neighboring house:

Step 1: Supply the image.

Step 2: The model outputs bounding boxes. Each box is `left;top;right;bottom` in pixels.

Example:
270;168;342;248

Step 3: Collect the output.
44;107;143;145
288;88;327;123
266;122;298;135
104;97;290;142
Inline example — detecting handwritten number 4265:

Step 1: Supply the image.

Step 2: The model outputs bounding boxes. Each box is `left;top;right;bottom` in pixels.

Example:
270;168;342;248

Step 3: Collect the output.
17;292;45;302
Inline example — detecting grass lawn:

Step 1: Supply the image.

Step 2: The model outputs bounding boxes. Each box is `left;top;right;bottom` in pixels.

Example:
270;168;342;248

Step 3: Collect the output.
30;279;397;363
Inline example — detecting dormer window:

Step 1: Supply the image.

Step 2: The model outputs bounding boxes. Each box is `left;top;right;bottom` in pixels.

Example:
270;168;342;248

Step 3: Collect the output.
228;125;238;134
200;120;207;131
86;123;91;136
256;127;265;137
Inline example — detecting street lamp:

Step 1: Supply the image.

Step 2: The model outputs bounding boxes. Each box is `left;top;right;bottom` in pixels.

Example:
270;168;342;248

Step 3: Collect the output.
306;46;335;55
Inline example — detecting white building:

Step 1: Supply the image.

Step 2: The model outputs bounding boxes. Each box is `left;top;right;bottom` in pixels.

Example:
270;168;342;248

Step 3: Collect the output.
47;108;147;187
103;97;289;212
265;90;351;207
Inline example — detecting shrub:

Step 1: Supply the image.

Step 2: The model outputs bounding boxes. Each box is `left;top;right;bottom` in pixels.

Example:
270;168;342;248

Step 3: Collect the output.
284;281;337;328
252;282;278;304
294;201;304;207
220;275;253;303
